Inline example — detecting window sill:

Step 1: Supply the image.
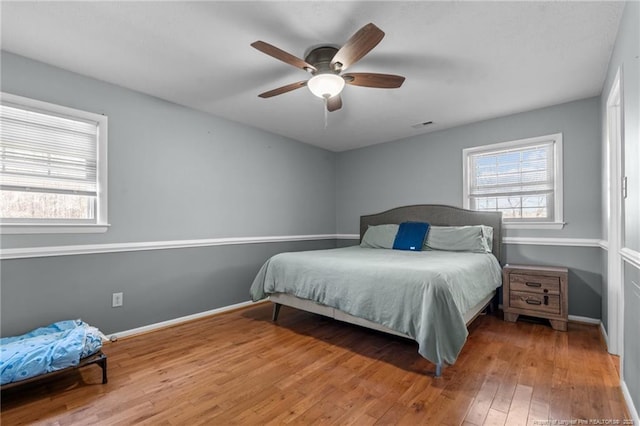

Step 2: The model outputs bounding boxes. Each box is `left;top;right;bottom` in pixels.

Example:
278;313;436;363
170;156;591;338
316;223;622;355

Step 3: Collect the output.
503;222;565;230
0;223;110;235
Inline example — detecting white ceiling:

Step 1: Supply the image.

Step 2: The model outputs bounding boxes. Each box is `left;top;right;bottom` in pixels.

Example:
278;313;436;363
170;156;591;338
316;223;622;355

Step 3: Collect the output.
0;1;625;152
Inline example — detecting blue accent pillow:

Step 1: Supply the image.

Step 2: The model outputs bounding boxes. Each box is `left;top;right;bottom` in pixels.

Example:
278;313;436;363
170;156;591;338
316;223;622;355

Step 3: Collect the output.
392;222;430;251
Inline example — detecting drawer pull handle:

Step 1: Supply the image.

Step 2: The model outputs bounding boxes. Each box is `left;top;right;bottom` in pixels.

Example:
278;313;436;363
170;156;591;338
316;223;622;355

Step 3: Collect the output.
544;295;549;305
525;282;542;287
525;298;542;305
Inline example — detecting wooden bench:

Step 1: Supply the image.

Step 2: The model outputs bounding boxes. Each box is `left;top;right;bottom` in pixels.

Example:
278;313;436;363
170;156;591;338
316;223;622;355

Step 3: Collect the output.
0;351;107;391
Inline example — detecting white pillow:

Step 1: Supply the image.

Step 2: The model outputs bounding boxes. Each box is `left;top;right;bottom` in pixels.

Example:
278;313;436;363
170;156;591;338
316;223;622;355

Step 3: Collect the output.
360;224;399;249
424;225;492;253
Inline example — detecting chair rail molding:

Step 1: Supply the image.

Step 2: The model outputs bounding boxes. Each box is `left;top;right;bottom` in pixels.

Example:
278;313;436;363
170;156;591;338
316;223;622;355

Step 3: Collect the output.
501;237;602;247
1;235;614;261
620;247;640;269
0;234;339;260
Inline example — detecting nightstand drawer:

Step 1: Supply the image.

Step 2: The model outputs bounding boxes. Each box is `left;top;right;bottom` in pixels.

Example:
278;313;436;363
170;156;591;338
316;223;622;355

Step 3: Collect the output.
509;273;560;295
510;290;560;315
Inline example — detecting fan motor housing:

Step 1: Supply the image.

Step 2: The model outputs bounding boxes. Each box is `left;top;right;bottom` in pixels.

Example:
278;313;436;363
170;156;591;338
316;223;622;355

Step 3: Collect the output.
304;45;340;74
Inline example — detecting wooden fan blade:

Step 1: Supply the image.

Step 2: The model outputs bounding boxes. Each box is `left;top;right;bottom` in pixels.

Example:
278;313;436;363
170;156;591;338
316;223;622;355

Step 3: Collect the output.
251;41;317;72
326;95;342;112
343;73;405;88
330;23;385;71
258;81;308;98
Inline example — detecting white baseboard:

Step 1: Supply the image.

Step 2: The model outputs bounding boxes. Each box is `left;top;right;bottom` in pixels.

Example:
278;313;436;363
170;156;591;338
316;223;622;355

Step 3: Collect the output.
599;322;610;348
621;379;640;425
567;314;601;325
107;299;267;340
107;303;599;342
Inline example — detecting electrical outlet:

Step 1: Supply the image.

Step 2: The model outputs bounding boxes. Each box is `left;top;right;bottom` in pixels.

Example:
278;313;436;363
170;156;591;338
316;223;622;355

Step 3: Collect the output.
112;292;123;308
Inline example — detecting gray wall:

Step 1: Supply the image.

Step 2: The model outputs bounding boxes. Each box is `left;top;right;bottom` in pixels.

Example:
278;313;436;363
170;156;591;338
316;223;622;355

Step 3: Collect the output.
336;97;602;240
1;52;336;249
0;52;337;336
336;97;604;319
1;240;335;335
600;0;640;415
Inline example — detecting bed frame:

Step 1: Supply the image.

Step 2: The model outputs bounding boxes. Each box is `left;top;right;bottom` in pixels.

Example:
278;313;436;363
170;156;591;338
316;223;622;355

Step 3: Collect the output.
270;204;503;376
0;351;107;391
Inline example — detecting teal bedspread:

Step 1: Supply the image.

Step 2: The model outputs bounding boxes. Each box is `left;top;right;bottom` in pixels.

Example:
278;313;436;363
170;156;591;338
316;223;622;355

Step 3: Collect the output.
250;246;502;366
0;319;103;385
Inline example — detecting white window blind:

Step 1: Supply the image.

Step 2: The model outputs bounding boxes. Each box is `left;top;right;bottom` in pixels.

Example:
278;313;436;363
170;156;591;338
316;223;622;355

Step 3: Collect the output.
0;102;98;197
463;133;563;227
0;92;108;233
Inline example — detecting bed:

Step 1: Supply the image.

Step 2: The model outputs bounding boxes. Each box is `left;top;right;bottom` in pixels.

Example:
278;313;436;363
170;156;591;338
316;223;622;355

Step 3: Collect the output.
250;204;503;376
0;319;107;389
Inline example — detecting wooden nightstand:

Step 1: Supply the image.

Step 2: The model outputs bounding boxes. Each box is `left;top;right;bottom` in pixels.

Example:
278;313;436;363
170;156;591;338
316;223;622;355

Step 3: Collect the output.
502;264;568;331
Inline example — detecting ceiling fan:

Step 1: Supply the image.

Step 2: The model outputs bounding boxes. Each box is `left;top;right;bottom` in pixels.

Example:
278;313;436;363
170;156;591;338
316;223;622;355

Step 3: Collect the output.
251;23;405;112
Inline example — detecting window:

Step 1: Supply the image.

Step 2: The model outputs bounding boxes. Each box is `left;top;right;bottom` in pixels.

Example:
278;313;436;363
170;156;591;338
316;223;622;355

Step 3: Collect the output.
463;133;564;229
0;93;108;234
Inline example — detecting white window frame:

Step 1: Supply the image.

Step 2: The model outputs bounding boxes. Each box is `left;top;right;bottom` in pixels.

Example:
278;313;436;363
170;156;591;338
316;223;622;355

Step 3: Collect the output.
0;92;109;234
462;133;564;230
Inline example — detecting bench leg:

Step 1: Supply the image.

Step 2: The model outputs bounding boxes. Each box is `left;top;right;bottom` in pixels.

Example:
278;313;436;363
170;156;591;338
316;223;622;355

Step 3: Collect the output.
98;356;108;384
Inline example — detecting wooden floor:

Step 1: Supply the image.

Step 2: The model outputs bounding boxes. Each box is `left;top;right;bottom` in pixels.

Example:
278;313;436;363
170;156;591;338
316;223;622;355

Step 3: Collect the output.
1;303;631;425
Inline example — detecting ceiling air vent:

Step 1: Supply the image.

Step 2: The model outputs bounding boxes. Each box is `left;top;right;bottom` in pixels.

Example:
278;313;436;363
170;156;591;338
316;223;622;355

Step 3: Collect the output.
411;121;433;129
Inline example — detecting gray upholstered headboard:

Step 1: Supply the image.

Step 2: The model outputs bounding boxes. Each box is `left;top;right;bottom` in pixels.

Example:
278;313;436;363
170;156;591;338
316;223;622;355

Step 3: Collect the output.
360;204;503;264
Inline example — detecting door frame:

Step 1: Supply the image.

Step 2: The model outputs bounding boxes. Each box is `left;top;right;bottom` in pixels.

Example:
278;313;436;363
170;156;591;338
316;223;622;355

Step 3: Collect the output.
605;66;624;357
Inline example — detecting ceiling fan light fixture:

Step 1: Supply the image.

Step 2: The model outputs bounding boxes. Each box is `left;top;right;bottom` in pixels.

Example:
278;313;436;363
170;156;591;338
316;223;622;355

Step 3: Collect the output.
252;23;404;113
307;73;345;99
